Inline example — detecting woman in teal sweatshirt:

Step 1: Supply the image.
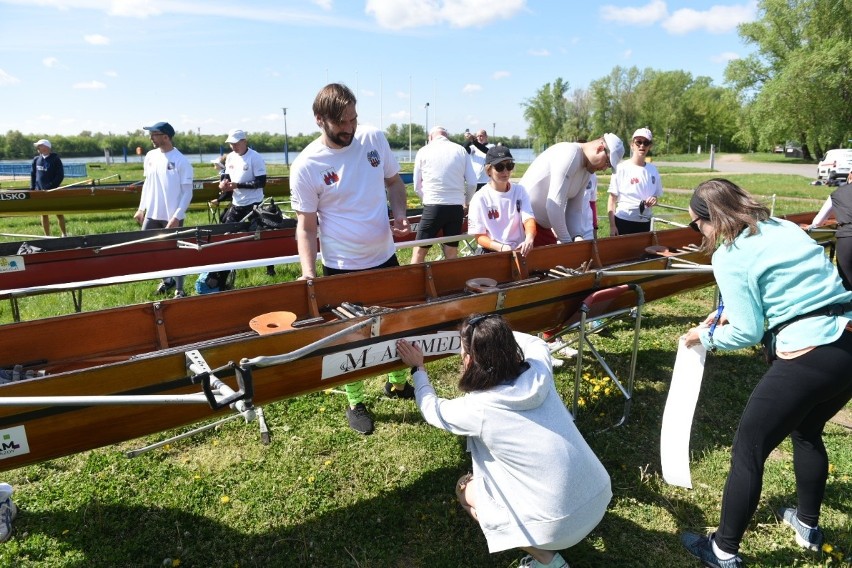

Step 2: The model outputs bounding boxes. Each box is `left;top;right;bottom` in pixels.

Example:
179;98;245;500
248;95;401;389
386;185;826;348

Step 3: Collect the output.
681;179;852;568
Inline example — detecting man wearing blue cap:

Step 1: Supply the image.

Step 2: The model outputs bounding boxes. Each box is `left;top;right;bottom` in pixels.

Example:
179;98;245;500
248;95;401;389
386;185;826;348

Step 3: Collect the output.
135;121;193;298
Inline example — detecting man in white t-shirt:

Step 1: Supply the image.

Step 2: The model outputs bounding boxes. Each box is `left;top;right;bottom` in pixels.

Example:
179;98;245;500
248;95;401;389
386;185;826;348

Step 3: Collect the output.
462;128;490;189
211;129;274;276
411;126;477;263
607;127;663;235
134;121;194;298
290;83;412;435
519;135;624;246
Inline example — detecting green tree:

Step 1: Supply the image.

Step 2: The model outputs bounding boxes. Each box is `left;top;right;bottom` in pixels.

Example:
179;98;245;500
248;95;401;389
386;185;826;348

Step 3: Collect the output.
725;0;852;159
521;78;570;149
590;66;643;140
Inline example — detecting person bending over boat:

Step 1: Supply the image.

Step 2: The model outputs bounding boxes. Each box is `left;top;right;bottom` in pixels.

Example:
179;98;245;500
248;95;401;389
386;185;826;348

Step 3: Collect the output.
30;139;67;238
520;134;624;245
681;179;852;568
808;171;852;290
211;129;274;277
396;314;612;568
607;128;663;236
467;146;536;255
290;83;412;435
134;122;194;299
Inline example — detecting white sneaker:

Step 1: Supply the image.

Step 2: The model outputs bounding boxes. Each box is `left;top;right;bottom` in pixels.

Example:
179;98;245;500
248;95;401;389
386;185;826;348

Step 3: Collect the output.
0;496;18;543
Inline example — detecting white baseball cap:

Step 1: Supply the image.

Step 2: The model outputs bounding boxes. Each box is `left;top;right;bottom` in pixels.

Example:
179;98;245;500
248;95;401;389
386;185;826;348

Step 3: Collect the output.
225;129;246;143
603;133;625;173
34;139;52;149
632;127;653;142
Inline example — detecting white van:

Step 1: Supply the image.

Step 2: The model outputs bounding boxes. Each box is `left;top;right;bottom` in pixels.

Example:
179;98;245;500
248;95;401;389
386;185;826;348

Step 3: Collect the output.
817;149;852;181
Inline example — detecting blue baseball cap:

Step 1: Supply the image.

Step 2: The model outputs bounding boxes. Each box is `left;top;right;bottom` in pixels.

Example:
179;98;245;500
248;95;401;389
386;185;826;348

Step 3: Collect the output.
143;121;175;138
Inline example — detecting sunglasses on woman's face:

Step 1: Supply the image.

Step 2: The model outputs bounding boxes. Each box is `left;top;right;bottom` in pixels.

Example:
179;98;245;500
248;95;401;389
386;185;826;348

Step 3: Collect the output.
689;218;701;232
634;139;652;147
493;162;515;173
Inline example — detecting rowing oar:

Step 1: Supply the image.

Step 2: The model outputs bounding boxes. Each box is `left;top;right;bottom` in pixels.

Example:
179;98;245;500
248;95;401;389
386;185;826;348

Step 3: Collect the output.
47;178;93;191
93;228;211;253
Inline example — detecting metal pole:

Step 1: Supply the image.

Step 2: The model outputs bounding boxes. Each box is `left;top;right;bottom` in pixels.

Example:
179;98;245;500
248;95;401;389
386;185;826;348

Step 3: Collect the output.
424;102;429;145
198;127;202;163
492;122;496;138
282;107;289;167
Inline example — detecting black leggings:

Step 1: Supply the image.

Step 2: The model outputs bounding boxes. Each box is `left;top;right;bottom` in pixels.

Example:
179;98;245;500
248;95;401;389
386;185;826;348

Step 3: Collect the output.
835;237;852;291
714;331;852;554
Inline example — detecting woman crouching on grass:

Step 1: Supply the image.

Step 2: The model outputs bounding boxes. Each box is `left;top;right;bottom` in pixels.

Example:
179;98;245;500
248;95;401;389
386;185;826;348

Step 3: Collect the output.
396;314;611;568
681;178;852;568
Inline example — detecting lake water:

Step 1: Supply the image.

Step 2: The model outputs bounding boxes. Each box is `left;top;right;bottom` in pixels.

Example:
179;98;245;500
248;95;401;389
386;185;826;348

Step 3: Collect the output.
2;147;539;166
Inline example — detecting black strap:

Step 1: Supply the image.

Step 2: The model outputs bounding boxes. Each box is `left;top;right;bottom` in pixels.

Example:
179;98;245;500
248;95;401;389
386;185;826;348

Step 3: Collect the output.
771;301;852;335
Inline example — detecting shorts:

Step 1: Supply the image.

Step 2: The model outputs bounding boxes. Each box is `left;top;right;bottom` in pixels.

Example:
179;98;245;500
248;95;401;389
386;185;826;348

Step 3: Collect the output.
415;204;464;248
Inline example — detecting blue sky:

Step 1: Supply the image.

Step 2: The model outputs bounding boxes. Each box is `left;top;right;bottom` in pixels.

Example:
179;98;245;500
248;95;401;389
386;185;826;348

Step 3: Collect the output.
0;0;758;140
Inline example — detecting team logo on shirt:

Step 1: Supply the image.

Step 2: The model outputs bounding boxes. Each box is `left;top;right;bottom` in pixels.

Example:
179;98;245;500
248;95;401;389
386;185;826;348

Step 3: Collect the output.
652;176;657;184
487;208;500;220
367;150;381;167
167;162;175;171
322;168;340;186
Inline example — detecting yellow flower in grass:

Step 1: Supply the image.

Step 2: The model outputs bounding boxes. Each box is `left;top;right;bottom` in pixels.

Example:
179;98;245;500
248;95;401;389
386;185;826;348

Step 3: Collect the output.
577;398;586;407
828;463;836;475
308;476;316;484
324;459;332;467
220;495;230;504
823;543;833;553
319;406;326;413
171;560;181;567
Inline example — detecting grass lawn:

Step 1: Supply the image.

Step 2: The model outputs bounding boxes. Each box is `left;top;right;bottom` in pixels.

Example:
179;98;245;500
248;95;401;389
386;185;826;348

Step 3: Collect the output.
0;172;848;567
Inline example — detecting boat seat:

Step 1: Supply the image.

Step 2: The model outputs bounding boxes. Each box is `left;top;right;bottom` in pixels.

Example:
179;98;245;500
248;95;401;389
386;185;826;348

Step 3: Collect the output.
548;283;645;429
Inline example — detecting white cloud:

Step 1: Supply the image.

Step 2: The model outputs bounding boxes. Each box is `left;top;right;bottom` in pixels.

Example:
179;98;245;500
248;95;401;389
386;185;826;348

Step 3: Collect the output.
312;0;333;10
106;0;165;18
390;110;409;120
600;0;667;26
623;48;633;58
104;70;118;77
528;48;550;57
662;4;757;34
492;71;510;80
462;83;482;94
0;69;20;85
711;51;740;63
396;90;409;99
365;0;526;30
43;57;60;68
73;80;106;89
361;89;376;97
84;34;110;45
262;113;281;121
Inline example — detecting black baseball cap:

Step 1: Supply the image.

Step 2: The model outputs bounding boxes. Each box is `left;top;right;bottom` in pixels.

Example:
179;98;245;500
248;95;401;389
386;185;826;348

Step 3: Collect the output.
485;145;513;165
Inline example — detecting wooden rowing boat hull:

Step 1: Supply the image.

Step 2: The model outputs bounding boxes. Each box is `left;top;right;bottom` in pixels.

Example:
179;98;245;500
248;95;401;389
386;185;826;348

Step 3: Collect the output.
0;177;290;215
0;212;822;472
0;213;432;293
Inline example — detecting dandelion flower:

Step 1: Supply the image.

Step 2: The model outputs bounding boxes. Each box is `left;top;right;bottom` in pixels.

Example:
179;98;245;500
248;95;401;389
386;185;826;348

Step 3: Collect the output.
220;496;230;504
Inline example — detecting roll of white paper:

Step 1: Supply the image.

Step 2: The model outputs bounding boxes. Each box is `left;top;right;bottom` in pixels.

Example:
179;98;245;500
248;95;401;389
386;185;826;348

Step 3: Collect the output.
660;338;707;488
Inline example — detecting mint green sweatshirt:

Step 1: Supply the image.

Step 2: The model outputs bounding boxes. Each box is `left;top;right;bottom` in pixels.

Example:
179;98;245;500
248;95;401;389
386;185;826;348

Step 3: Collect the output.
700;218;852;353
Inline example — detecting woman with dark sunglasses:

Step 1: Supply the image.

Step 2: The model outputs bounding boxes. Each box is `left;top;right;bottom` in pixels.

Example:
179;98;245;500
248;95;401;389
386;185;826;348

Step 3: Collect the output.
467;145;537;255
396;314;611;568
606;127;662;236
680;179;852;568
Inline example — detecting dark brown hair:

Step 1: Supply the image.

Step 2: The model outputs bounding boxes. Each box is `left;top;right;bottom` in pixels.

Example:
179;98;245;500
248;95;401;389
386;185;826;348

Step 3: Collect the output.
693;178;771;253
458;313;525;392
312;83;357;123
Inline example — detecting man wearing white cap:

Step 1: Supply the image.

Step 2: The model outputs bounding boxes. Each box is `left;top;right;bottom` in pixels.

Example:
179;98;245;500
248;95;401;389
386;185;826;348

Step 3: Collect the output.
30;139;67;237
135;121;193;298
607;127;663;236
212;129;273;275
519;134;624;245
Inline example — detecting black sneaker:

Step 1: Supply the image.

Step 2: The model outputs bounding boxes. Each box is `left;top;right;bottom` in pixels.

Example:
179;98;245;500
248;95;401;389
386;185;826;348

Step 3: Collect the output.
384;381;415;399
266;266;276;276
345;403;374;435
155;278;176;295
681;532;744;567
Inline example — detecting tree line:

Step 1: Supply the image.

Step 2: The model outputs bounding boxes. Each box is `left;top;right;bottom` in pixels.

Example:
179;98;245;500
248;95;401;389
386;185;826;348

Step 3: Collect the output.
523;0;851;161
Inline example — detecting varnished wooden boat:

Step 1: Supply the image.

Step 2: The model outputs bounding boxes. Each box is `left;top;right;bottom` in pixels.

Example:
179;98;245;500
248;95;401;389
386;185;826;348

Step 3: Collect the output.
0;212;823;472
0;176;290;215
0;211;431;296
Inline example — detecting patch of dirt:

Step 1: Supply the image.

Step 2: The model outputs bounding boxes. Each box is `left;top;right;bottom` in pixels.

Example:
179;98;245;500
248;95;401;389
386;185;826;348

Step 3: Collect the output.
715;153;744;162
829;407;852;429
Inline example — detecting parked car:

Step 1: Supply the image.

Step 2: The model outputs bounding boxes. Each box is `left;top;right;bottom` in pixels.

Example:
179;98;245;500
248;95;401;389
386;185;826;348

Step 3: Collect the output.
817;149;852;181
